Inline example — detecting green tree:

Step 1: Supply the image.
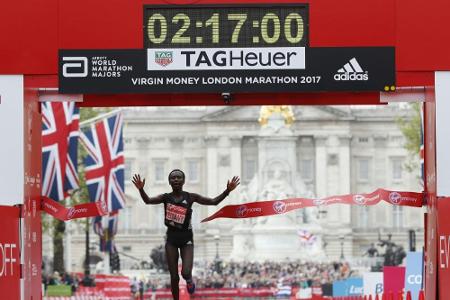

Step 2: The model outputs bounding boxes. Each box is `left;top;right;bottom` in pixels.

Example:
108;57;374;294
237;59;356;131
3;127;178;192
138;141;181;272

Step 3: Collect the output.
396;103;422;174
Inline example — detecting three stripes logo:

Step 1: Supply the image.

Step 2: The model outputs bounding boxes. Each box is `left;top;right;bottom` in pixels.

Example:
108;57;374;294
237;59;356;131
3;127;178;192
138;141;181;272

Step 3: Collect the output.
334;57;369;81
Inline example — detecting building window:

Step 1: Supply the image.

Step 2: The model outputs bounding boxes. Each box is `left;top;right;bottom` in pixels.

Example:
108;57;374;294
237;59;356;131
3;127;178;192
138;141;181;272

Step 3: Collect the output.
119;206;132;233
357;158;370;182
154;160;166;183
300;159;314;181
358;206;369;228
392;158;403;181
243;159;257;182
138;162;148;179
393;206;403;228
124;159;134;182
358;137;369;143
187;160;200;183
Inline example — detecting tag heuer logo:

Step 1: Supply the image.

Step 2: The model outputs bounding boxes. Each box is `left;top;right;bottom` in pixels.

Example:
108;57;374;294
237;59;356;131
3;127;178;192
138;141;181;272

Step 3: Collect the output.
155;51;173;67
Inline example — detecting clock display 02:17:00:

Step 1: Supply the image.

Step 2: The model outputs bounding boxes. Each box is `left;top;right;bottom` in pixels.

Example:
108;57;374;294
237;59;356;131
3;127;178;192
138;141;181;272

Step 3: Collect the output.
143;5;309;48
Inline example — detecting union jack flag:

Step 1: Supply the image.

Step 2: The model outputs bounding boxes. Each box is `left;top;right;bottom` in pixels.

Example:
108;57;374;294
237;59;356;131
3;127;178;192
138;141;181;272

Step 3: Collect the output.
80;112;125;211
42;102;80;201
109;210;119;236
81;112;125;253
93;211;119;253
298;229;317;245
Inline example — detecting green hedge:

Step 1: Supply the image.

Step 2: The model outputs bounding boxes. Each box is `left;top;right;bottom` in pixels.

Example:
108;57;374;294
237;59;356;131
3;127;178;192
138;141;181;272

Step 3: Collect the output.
46;285;72;296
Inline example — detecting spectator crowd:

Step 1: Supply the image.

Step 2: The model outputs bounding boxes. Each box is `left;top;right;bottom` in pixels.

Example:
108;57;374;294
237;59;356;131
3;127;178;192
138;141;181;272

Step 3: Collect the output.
142;260;357;291
42;260;358;297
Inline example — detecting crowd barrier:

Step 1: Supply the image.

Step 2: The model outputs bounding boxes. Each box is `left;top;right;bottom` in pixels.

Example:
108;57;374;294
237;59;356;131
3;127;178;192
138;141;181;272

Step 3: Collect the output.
43;287;425;300
44;297;102;300
43;274;131;300
144;287;275;299
330;290;425;300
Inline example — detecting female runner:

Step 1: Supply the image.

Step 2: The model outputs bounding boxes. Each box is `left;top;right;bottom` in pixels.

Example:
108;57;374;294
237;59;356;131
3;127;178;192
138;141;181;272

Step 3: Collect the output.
132;169;240;299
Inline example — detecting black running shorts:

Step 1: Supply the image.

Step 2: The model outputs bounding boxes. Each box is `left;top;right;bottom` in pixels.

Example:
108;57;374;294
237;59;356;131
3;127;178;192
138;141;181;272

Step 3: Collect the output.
165;229;194;248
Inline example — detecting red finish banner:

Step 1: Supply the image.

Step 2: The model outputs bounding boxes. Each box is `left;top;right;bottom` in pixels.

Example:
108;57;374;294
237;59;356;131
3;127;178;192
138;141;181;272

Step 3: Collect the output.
383;266;406;298
437;197;450;300
23;94;43;300
41;196;108;221
95;274;132;299
202;188;424;223
0;206;21;300
149;287;275;298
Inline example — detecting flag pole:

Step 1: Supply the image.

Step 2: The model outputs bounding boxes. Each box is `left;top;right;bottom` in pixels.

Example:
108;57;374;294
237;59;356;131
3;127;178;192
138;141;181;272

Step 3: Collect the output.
79;109;123;128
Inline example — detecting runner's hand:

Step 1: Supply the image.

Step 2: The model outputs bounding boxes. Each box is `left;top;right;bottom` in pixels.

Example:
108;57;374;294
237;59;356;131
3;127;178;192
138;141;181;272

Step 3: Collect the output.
226;176;240;192
132;174;146;190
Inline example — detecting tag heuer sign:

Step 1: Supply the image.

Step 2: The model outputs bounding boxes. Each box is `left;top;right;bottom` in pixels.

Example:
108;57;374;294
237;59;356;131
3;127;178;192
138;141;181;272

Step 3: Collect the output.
58;48;395;94
155;51;173;67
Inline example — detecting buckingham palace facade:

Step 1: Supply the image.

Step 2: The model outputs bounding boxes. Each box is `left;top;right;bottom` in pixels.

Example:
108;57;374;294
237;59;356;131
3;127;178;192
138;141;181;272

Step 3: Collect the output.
43;105;424;271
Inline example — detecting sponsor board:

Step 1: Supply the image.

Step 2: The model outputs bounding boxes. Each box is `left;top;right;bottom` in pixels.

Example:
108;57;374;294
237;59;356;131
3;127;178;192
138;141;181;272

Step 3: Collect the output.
363;272;383;297
147;47;306;71
0;206;20;300
22;92;42;300
383;266;405;296
332;278;363;296
363;272;383;298
404;251;423;300
0;76;24;205
59;47;395;94
438;198;450;300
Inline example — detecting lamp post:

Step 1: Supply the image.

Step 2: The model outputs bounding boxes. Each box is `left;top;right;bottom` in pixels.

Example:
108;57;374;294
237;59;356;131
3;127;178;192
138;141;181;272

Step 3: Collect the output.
339;236;345;260
214;235;220;260
82;218;93;286
318;209;328;219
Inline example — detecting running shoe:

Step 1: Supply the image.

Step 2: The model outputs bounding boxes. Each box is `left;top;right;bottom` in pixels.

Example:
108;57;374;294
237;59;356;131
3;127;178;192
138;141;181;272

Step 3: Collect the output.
186;281;196;294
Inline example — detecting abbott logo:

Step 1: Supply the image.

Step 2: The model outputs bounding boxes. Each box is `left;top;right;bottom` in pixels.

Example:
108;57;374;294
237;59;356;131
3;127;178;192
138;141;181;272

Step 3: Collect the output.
334;58;369;81
62;57;88;77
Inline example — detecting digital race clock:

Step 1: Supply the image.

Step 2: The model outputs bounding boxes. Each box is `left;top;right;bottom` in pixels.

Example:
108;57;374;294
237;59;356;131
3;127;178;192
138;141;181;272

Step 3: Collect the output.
143;5;309;48
58;4;395;94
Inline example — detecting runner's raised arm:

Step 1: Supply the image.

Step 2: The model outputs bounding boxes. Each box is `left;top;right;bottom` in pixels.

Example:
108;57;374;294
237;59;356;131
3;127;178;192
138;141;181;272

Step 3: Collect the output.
132;174;164;205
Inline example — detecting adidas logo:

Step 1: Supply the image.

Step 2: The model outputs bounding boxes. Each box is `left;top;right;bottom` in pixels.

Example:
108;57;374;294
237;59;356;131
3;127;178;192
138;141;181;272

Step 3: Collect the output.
186;241;193;245
334;58;369;81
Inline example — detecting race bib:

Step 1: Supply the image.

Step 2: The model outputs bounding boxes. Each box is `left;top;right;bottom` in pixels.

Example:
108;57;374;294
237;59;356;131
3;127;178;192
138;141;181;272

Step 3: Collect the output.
165;203;187;224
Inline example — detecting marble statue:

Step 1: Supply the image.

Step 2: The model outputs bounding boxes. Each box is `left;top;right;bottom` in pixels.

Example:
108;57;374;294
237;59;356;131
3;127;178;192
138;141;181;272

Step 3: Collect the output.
229;106;325;261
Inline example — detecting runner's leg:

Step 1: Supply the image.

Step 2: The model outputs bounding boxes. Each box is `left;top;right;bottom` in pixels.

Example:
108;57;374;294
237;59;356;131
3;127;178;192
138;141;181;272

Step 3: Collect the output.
180;244;195;294
165;242;180;300
180;244;194;281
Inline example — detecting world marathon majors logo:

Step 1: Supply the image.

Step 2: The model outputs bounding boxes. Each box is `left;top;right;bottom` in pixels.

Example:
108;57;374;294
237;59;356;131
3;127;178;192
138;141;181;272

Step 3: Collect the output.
333;57;369;81
61;57;88;78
